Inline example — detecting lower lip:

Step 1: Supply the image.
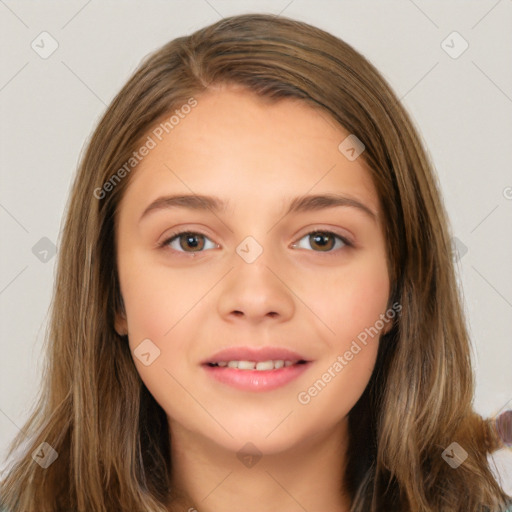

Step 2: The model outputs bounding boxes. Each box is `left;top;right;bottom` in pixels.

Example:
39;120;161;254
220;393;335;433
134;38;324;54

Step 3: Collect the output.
202;362;312;392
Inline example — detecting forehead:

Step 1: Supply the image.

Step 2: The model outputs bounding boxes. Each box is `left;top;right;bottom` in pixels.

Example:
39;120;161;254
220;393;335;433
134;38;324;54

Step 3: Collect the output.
120;87;379;216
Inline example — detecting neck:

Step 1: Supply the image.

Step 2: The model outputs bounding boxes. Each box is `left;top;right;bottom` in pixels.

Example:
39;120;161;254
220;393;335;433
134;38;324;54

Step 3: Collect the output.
166;418;351;512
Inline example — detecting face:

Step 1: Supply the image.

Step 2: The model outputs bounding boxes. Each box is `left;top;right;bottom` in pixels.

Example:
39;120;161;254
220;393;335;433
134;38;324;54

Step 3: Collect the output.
115;86;391;455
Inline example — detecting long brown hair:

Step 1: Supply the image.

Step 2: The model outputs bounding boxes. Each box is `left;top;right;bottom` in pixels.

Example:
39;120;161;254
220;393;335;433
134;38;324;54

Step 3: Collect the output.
1;13;510;512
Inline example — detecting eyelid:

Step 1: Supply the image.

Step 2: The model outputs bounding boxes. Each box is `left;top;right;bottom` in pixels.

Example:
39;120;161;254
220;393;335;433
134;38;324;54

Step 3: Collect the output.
290;230;353;256
293;225;354;247
158;228;218;255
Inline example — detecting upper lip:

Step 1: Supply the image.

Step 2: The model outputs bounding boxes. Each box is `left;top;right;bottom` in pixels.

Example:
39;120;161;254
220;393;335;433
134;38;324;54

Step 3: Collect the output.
202;346;310;364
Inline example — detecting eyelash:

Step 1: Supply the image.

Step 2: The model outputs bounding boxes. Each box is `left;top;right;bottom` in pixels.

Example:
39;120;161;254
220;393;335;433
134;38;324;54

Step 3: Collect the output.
158;229;353;258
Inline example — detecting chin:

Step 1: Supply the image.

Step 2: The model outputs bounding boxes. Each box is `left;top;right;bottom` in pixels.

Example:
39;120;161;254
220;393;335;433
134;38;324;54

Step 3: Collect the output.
213;429;304;456
204;413;322;455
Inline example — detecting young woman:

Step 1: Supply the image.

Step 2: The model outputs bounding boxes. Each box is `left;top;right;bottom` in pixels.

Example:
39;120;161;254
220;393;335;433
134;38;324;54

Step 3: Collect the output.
1;13;511;512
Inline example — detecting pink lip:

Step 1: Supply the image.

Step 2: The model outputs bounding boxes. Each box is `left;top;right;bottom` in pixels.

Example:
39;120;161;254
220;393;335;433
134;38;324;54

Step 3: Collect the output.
202;361;312;392
201;346;312;392
201;346;309;364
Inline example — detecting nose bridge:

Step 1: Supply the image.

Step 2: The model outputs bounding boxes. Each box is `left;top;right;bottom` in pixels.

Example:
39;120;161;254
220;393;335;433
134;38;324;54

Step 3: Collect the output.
216;233;295;322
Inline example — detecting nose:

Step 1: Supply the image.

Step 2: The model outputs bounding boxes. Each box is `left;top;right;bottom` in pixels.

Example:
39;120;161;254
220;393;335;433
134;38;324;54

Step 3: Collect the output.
216;249;295;326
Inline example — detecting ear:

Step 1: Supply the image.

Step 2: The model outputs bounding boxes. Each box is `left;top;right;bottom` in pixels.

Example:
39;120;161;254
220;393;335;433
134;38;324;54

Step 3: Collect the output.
382;318;393;335
380;308;398;335
114;310;128;336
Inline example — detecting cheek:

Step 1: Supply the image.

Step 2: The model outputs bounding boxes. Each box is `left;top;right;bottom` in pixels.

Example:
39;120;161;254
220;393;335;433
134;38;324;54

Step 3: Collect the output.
315;254;390;352
120;264;203;421
121;258;205;342
119;260;211;391
295;266;388;421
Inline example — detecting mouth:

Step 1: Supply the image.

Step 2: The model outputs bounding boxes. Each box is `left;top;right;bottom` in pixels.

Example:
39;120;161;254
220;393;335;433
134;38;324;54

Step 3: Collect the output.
201;347;312;391
205;359;309;370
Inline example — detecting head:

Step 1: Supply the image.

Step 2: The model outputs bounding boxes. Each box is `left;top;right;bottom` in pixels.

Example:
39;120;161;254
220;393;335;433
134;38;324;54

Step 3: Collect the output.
113;82;392;459
1;13;509;512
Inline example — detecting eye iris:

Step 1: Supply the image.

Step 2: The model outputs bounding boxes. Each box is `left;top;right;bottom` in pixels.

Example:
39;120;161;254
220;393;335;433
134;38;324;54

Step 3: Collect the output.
180;233;204;251
310;232;334;251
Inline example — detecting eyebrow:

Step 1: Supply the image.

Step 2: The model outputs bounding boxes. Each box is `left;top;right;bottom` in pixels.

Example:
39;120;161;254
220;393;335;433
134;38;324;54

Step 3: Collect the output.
138;193;377;223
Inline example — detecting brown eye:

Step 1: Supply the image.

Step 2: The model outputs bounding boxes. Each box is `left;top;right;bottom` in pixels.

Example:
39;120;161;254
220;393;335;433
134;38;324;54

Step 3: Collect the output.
178;233;205;251
292;230;351;254
309;232;335;252
162;231;217;253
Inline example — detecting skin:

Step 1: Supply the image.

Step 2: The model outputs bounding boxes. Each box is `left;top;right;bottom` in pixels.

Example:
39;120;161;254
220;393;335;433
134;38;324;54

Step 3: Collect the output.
115;85;391;512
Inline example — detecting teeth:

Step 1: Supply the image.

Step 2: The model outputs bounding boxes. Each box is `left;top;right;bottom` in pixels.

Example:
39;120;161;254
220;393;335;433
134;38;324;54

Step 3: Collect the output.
256;360;273;371
238;360;256;370
210;359;300;370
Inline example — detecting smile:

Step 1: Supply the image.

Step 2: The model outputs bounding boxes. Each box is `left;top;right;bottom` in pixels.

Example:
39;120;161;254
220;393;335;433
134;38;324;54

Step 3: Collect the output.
206;359;307;370
202;360;311;391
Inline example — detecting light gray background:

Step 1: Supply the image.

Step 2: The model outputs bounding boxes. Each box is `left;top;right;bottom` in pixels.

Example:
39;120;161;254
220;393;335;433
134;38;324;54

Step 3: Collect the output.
1;0;511;492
